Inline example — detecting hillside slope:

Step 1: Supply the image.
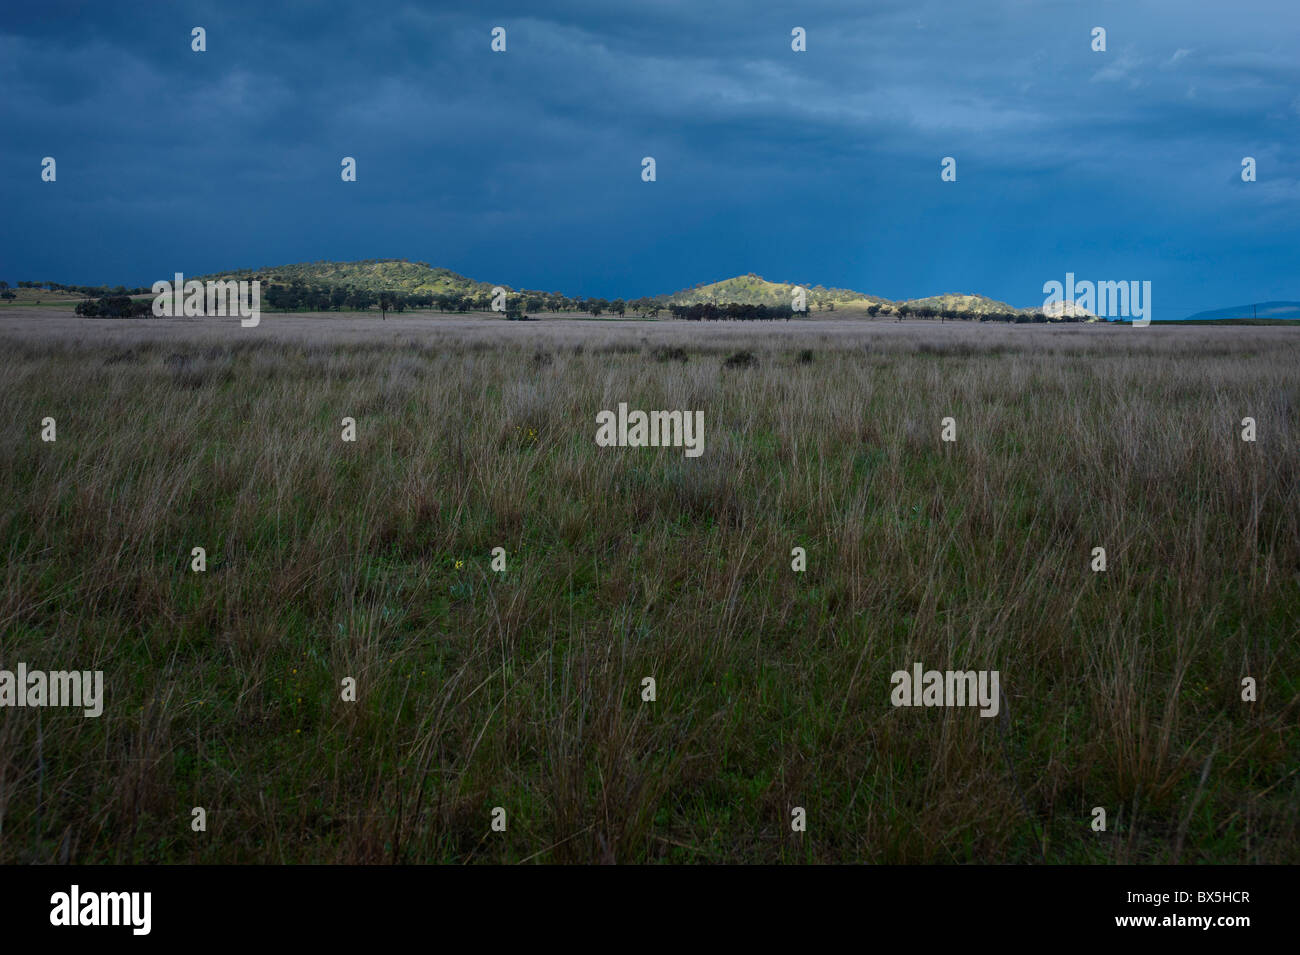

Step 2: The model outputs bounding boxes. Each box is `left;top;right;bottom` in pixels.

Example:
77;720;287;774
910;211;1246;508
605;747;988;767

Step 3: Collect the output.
193;259;499;295
1183;301;1300;321
661;274;891;308
900;292;1021;316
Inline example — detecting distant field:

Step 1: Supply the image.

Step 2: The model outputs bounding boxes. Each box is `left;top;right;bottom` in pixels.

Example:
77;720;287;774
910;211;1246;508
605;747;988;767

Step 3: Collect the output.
1152;318;1300;326
1;308;1296;863
0;289;92;306
3;306;1298;345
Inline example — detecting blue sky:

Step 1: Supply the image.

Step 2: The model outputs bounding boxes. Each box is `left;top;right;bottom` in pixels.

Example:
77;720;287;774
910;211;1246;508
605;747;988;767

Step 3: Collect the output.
2;0;1297;314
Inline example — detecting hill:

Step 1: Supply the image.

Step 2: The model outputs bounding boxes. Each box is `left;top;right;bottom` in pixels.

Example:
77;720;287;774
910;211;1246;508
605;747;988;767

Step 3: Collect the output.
664;277;1055;319
660;274;891;308
1183;301;1300;322
192;259;499;295
900;292;1022;317
1041;299;1100;321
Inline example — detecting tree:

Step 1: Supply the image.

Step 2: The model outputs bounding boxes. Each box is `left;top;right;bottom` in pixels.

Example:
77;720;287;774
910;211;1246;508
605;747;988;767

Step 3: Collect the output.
378;291;394;320
266;285;291;311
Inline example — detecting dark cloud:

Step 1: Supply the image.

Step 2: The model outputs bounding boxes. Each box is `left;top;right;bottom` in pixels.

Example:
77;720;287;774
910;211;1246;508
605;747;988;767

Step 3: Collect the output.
1;0;1297;312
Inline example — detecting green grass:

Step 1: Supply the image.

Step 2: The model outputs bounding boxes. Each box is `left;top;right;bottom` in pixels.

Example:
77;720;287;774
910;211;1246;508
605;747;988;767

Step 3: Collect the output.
0;328;1296;863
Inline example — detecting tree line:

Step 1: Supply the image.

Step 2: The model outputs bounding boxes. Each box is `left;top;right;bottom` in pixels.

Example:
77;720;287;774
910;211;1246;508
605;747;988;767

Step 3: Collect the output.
257;282;675;318
5;280;151;297
75;296;154;318
667;303;797;321
873;303;1092;323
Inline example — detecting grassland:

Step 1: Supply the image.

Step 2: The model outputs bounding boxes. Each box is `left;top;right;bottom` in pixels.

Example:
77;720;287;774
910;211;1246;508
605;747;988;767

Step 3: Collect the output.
0;310;1296;863
0;289;93;307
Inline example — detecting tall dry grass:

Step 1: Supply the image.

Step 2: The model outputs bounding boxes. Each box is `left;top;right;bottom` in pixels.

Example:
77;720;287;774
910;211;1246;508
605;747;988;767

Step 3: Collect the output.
0;315;1296;862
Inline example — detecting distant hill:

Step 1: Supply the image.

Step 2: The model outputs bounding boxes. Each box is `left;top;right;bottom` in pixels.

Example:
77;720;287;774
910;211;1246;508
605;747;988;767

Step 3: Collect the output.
662;277;1076;319
1041;299;1099;320
660;274;891;308
900;292;1023;317
1182;301;1300;322
192;259;499;295
55;259;1294;324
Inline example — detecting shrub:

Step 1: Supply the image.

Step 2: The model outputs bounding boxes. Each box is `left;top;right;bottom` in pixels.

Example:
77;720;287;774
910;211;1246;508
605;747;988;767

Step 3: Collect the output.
652;346;689;363
723;350;757;369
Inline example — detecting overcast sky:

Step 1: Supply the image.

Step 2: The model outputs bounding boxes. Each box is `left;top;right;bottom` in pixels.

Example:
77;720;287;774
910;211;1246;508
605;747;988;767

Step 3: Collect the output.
2;0;1297;313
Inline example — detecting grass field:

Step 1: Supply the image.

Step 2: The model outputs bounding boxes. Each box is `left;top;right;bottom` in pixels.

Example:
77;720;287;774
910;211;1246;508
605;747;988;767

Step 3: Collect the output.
0;289;92;307
0;309;1297;863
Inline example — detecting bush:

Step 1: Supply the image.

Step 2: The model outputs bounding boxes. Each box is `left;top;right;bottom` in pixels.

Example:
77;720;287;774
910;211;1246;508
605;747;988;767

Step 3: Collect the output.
723;350;757;369
652;346;689;363
76;296;153;318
